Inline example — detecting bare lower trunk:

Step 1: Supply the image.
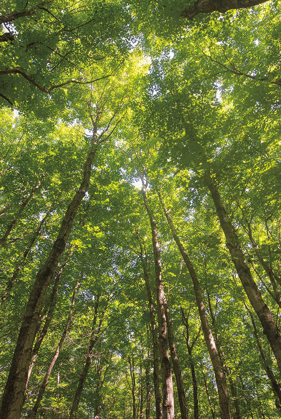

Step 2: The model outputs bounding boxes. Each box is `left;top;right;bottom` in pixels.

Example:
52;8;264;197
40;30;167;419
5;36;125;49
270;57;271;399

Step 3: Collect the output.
25;248;74;392
145;348;151;419
246;221;281;306
158;192;232;419
205;172;281;375
28;279;80;417
200;362;216;419
181;308;200;419
0;139;97;419
138;241;162;419
70;296;106;417
129;357;137;419
165;303;188;418
246;305;281;408
142;187;174;419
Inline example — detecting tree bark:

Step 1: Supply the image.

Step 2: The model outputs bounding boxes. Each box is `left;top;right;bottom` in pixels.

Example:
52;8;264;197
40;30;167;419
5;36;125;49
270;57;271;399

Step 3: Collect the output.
181;0;269;20
70;295;106;417
129;356;137;419
165;303;188;418
145;347;151;419
200;362;216;419
138;241;163;419
181;308;200;419
246;304;281;408
158;191;232;419
0;134;98;419
142;187;174;419
28;279;80;417
25;248;75;392
205;171;281;376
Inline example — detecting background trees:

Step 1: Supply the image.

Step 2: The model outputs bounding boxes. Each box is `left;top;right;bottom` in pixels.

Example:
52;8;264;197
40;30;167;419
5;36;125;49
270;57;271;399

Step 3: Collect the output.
1;0;281;417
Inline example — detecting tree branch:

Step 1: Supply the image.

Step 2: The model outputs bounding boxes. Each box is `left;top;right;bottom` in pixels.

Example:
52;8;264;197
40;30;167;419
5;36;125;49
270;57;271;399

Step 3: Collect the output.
0;67;119;95
181;0;269;19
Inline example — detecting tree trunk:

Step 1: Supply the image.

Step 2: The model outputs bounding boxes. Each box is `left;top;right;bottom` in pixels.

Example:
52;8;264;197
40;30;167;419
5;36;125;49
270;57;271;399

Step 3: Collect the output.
246;221;281;305
0;135;98;419
158;191;232;419
142;187;174;419
246;304;281;408
25;248;75;392
181;308;200;419
205;171;281;375
70;295;106;417
165;303;188;418
138;240;163;419
200;362;216;419
28;279;80;417
181;0;269;20
129;356;137;419
206;291;241;419
145;347;151;419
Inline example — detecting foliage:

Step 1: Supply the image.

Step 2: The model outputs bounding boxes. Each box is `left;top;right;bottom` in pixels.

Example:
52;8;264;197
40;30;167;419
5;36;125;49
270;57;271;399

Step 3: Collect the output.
1;0;281;417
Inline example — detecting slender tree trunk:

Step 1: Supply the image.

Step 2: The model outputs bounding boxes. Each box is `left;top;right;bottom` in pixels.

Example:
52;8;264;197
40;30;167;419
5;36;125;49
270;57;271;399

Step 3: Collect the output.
25;248;75;392
0;135;98;419
28;279;80;417
0;175;44;249
70;296;106;417
181;308;200;419
142;187;174;419
165;303;188;418
158;191;232;419
206;291;241;419
129;356;137;419
200;362;216;419
245;305;281;407
246;221;281;304
138;241;163;419
140;353;144;419
145;347;151;419
1;207;53;305
205;171;281;375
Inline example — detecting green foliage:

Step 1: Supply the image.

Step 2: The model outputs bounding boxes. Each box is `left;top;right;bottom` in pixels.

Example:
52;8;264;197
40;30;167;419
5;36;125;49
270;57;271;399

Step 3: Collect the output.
1;0;281;417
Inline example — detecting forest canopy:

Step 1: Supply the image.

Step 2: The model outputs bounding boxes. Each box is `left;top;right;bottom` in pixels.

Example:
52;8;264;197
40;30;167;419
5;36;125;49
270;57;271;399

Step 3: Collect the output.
1;0;281;418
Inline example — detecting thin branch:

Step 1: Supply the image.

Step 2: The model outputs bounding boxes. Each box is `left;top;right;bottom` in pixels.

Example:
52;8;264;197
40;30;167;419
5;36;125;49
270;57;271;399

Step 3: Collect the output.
203;52;281;87
0;67;120;94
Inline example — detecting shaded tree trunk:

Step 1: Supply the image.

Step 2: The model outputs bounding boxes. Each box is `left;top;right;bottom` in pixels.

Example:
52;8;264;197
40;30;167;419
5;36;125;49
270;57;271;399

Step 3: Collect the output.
28;279;81;417
138;239;163;419
158;191;232;419
129;356;137;419
145;347;151;419
70;295;106;417
200;362;216;419
142;187;174;419
0;134;98;419
246;304;281;408
181;308;200;419
206;291;241;419
165;303;188;418
205;171;281;376
25;247;75;392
